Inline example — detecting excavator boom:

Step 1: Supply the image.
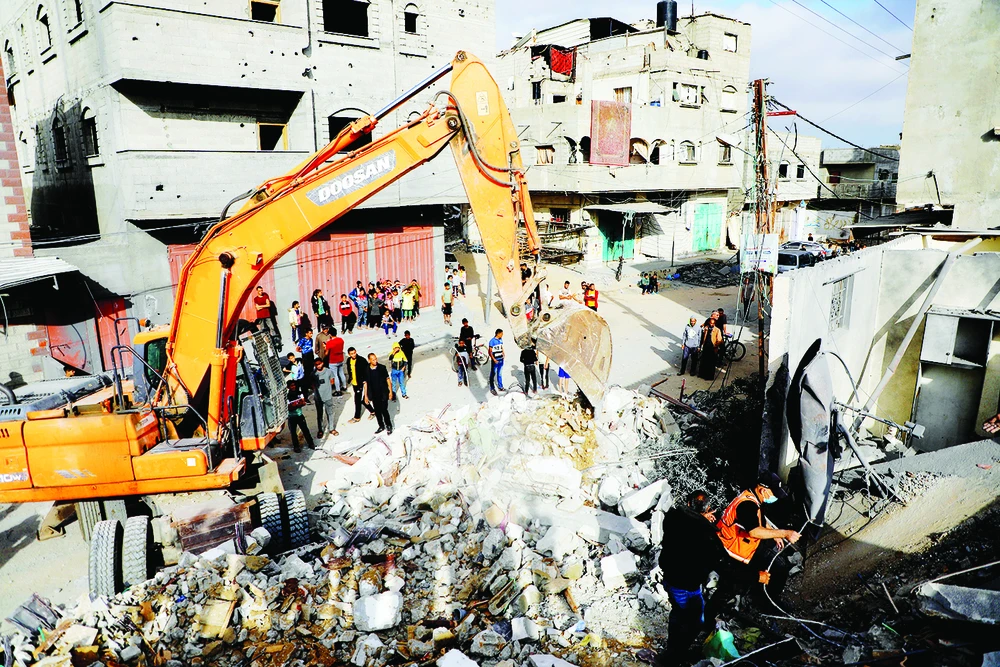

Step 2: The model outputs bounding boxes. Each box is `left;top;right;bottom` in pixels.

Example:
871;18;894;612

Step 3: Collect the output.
165;52;612;435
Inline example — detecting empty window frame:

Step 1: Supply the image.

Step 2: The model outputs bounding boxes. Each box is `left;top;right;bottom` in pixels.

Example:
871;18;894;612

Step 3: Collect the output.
35;124;48;170
403;3;418;33
719;143;732;164
82;107;99;157
680;140;696;163
71;0;84;24
723;33;738;52
829;276;853;330
328;115;372;153
258;123;287;151
36;5;52;52
552;94;567;104
52;117;68;165
778;162;789;179
324;0;369;36
250;0;280;22
531;81;542;104
828;170;841;185
721;85;739;112
675;83;699;106
629;138;649;164
614;86;632;104
535;145;555;165
4;40;15;76
796;163;805;179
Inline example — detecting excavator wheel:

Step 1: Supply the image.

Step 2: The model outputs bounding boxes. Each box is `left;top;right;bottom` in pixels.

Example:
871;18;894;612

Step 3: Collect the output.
122;516;153;589
89;520;123;597
281;490;310;549
77;501;102;542
255;492;284;553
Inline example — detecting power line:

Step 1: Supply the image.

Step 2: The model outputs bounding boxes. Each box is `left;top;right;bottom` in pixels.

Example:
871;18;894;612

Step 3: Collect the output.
816;0;906;52
787;0;907;62
873;0;913;31
770;99;899;161
820;71;908;122
765;0;907;76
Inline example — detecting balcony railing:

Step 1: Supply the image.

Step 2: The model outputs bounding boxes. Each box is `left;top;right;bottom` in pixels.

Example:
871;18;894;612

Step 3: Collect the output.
821;181;897;200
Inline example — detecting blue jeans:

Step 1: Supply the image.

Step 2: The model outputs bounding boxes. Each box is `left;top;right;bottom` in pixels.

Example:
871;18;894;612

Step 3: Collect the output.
489;359;504;391
664;586;704;664
383;322;397;336
391;368;407;397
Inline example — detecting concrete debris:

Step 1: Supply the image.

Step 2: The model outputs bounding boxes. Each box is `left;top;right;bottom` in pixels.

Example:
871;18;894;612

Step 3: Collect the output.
916;582;1000;625
14;389;679;667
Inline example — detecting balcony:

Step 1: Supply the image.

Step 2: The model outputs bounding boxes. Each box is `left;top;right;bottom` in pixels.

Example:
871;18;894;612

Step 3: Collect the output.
820;181;897;200
98;2;308;92
114;149;310;221
525;162;742;194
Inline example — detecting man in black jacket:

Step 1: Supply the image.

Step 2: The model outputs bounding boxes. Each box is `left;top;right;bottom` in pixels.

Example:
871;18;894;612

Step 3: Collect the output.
345;347;374;423
657;490;726;667
459;319;477;369
519;345;538;395
399;330;416;379
363;353;393;435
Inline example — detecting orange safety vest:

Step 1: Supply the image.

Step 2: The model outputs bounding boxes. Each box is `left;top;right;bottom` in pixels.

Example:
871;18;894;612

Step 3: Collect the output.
717;490;762;564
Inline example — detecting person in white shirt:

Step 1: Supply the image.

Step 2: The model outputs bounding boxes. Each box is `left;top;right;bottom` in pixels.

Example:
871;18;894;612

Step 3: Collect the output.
557;280;576;307
680;317;701;376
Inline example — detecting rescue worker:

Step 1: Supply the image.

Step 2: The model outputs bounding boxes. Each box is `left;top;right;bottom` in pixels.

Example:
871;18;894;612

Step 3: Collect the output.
714;483;801;614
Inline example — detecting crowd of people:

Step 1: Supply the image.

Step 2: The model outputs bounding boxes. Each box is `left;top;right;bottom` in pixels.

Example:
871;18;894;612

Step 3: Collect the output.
679;308;730;381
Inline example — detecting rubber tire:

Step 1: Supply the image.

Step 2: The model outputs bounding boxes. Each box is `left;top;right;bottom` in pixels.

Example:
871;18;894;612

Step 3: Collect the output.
89;519;123;597
77;501;102;542
122;516;152;588
256;492;284;553
727;341;748;362
102;499;128;525
281;490;310;549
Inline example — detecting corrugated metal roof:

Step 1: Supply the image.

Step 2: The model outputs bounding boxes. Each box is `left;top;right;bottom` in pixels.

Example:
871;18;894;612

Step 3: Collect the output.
0;256;79;290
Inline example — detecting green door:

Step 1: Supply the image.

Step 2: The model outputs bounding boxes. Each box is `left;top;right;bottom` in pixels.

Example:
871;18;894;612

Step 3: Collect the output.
692;203;723;252
599;215;636;261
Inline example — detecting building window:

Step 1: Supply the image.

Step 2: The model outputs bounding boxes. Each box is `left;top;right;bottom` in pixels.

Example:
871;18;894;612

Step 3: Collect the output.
552;94;567;104
328;115;372;153
828;170;841;185
535;145;554;165
36;5;52;52
675;83;699;106
4;40;15;76
403;3;418;33
580;136;591;163
71;0;84;24
719;144;732;164
250;0;280;22
82;107;99;157
650;142;662;165
629;138;648;164
796;164;805;179
721;85;738;112
878;168;890;181
891;172;898;182
324;0;369;36
531;81;542;105
723;33;738;52
680;140;696;163
550;208;569;223
830;276;853;330
52;117;68;165
258;123;287;151
614;86;632;104
777;162;789;179
35;125;48;170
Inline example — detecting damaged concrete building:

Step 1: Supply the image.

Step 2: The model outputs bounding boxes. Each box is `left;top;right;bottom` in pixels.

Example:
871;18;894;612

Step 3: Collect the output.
0;0;495;380
490;8;751;266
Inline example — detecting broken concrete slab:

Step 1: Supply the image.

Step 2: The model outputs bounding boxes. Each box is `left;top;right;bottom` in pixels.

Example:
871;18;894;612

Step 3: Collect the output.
529;654;577;667
521;499;637;545
600;552;638;589
916;583;1000;625
438;649;479;667
535;526;581;560
352;592;404;632
618;479;670;517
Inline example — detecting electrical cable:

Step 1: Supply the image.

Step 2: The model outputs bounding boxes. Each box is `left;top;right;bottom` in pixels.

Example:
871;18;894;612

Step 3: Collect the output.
770;100;899;161
787;0;906;61
820;71;909;123
815;0;906;52
872;0;913;31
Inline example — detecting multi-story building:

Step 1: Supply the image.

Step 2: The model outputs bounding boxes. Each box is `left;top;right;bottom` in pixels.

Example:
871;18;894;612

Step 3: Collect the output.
0;0;494;367
818;145;899;220
895;0;999;230
492;9;752;265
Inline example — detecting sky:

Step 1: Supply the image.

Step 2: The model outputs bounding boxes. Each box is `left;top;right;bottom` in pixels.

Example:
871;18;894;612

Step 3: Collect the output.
495;0;915;149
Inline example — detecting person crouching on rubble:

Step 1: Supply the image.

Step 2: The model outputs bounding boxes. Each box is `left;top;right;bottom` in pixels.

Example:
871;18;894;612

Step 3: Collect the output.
713;482;801;616
654;490;726;667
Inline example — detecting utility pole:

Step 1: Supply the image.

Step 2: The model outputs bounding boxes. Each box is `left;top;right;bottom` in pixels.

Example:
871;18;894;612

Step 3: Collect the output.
752;79;773;386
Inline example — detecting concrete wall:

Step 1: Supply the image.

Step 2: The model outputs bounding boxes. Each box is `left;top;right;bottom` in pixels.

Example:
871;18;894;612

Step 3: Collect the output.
896;0;1000;228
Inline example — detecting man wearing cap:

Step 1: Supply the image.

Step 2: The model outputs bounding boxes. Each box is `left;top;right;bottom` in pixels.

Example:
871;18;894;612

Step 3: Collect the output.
715;483;801;613
389;342;409;400
680;316;701;376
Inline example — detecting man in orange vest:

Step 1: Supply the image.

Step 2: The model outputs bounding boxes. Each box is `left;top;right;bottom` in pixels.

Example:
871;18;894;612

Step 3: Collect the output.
715;483;800;613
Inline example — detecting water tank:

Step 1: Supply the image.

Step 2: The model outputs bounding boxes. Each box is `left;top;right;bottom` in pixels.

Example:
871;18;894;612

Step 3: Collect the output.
697;49;709;60
657;1;679;32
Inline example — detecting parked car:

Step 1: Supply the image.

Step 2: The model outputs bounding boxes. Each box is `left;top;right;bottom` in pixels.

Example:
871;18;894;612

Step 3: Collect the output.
781;240;829;260
777;249;817;273
444;251;459;275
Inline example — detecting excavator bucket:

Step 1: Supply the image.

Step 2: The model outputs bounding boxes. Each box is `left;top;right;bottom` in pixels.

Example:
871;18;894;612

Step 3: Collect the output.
533;304;613;405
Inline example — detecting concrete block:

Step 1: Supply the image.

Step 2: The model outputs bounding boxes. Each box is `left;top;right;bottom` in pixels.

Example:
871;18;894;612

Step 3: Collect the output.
600;552;638;589
470;629;505;657
352;592;403;632
482;528;507;560
618;479;669;517
511;616;540;641
529;655;576;667
437;650;478;667
535;526;580;560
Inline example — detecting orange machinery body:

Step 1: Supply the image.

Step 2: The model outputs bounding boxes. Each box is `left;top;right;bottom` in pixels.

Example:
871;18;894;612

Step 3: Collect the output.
0;408;243;503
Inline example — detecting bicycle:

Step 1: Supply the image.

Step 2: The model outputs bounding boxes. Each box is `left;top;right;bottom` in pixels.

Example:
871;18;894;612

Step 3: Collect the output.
614;254;625;282
722;333;747;362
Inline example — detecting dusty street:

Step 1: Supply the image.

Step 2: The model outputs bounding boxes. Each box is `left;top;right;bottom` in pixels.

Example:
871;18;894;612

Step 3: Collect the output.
0;254;755;621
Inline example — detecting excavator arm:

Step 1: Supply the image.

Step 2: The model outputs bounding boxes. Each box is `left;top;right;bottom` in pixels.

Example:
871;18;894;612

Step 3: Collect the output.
164;52;611;436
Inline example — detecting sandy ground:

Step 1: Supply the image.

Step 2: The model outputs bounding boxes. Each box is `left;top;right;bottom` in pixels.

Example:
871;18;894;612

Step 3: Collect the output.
0;252;755;620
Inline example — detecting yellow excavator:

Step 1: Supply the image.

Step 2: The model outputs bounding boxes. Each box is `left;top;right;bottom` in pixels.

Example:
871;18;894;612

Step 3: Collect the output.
0;52;612;594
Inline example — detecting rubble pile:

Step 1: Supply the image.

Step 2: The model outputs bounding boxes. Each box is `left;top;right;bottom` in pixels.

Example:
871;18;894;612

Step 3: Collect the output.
675;260;740;288
8;388;702;667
